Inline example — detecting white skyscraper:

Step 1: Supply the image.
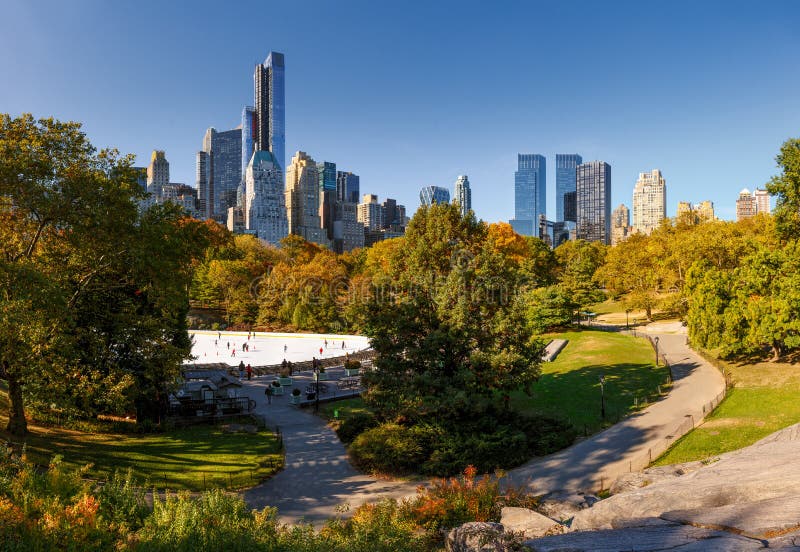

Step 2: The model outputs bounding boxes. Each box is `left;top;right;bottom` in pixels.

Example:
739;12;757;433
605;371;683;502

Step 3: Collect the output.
632;169;666;235
245;151;288;246
454;175;472;217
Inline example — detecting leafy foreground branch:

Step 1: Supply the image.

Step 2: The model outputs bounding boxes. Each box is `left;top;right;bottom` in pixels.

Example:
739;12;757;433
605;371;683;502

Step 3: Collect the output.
0;445;537;551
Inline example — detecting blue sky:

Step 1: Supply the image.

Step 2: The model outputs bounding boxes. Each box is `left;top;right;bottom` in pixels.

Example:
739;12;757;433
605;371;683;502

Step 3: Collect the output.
1;0;798;222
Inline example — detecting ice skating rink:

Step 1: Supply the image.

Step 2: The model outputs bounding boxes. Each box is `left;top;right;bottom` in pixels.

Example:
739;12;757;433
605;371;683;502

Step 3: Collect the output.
186;330;371;366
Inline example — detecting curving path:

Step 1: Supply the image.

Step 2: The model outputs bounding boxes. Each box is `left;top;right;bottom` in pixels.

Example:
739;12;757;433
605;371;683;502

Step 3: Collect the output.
240;367;418;526
240;323;726;525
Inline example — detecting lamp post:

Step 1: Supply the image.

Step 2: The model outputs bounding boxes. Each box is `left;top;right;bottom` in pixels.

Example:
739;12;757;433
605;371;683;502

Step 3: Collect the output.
625;309;631;330
599;374;606;421
654;337;660;367
313;357;320;412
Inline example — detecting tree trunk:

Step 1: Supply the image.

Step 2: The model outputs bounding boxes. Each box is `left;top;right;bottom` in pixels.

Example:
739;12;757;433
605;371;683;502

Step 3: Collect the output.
5;366;28;437
646;305;653;321
771;342;782;362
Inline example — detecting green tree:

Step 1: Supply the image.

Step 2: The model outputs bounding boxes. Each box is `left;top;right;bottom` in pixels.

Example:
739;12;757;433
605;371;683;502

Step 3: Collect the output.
767;138;800;242
361;203;543;424
0;114;204;433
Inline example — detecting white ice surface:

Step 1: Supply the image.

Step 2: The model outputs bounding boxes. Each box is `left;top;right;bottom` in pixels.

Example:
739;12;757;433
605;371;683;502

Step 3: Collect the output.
185;330;370;367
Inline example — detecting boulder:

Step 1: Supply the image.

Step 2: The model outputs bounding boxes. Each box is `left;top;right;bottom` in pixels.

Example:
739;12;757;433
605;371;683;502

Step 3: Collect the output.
536;491;599;522
570;423;800;531
500;507;564;539
524;524;764;551
609;461;705;495
661;495;800;540
445;522;505;552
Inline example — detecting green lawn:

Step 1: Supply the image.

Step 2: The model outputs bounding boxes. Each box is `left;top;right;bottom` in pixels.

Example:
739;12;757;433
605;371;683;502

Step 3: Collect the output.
509;329;669;433
653;358;800;465
0;386;282;491
322;330;669;437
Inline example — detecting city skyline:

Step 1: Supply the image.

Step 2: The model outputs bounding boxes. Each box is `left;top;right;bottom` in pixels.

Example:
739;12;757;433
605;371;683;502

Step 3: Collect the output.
1;1;798;223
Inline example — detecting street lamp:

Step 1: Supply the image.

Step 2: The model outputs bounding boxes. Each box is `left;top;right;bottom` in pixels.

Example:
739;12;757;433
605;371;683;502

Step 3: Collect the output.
313;357;320;412
654;337;660;367
599;374;606;421
625;309;631;330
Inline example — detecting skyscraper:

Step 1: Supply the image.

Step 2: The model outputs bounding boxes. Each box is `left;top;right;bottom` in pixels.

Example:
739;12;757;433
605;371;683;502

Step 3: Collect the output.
336;171;360;204
556;154;582;222
513;154;546;236
254;52;285;172
753;189;771;214
317;161;337;240
285;151;329;247
611;204;631;246
576;161;611;244
200;127;242;222
146;150;169;199
736;188;757;221
196;151;211;219
245;150;288;245
358;194;384;231
333;201;364;253
241;106;257;180
454;175;471;217
419;185;450;206
632;169;667;235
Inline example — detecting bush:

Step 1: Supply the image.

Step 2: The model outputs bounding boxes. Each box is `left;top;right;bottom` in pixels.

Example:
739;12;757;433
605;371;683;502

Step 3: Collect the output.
334;411;378;444
348;423;438;475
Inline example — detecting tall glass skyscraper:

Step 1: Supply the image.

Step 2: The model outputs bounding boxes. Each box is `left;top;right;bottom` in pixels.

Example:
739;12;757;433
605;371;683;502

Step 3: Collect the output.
241;106;256;181
576;161;612;244
419;185;450;206
556;154;582;222
200;127;242;222
254;52;285;172
454;175;471;216
513;154;546;236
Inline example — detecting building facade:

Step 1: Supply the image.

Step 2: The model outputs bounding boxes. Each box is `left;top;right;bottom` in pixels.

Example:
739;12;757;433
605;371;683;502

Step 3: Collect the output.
336;171;360;204
358;194;384;231
512;154;546;237
285;151;329;246
197;127;242;223
241;106;257;180
736;188;758;221
556;154;582;222
146;150;169;199
632;169;666;235
576;161;611;244
419;185;450;206
453;175;472;216
254;52;285;172
333;201;364;253
245;150;288;246
611;203;631;245
754;189;771;214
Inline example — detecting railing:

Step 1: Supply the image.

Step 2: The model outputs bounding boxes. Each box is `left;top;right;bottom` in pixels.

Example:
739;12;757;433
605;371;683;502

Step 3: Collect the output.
166;396;256;418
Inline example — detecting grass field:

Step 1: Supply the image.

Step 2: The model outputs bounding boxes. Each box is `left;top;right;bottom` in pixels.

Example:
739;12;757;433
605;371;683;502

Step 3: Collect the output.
653;358;800;465
509;329;670;433
0;386;283;490
322;329;670;436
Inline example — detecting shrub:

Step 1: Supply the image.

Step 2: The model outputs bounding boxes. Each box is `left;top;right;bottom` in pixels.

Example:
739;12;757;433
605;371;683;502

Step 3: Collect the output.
334;411;378;444
348;423;437;475
321;498;429;552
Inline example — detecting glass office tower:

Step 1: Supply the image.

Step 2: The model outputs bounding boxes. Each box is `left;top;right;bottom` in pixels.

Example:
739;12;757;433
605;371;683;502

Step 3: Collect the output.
513;154;546;236
254;52;285;172
556;154;582;222
419;185;450;206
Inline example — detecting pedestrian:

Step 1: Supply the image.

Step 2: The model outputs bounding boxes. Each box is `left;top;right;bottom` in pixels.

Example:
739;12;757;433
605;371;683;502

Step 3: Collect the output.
281;358;288;372
312;357;318;370
342;341;345;349
232;349;236;358
324;339;328;348
288;361;293;375
227;341;230;349
284;344;288;353
238;361;245;379
214;339;218;346
242;343;246;352
218;332;221;340
319;347;323;355
265;386;272;405
246;364;252;380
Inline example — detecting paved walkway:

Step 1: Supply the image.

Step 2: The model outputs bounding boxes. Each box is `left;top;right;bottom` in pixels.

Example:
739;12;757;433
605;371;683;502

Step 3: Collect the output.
239;324;726;524
506;325;726;493
240;367;418;526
